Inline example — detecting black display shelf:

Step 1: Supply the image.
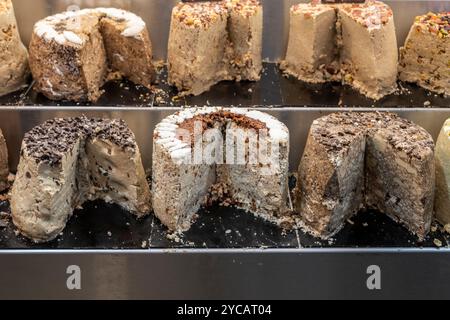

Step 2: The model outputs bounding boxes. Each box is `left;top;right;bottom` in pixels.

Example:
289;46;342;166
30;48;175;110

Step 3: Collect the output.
1;179;449;250
1;63;448;108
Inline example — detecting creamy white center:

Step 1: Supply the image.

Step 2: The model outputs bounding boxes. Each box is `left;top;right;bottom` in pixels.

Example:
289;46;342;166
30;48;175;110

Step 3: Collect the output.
34;7;146;45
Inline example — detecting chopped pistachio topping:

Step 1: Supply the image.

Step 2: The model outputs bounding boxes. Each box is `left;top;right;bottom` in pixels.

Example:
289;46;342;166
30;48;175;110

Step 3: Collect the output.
415;12;450;38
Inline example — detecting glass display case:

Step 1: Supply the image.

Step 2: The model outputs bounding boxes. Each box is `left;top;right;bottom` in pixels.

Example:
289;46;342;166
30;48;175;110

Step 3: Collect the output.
0;0;449;299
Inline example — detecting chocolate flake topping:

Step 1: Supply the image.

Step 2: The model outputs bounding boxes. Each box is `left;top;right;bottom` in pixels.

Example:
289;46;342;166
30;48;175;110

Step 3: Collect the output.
177;110;267;146
312;112;434;160
23;117;136;165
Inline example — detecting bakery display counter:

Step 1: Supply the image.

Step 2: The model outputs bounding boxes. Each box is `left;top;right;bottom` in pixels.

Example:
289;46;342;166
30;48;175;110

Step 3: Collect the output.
0;0;449;300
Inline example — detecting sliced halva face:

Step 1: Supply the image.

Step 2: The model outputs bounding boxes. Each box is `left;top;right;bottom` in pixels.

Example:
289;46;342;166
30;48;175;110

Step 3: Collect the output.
0;0;29;97
281;1;398;100
0;128;8;192
399;12;450;96
297;112;435;240
11;117;151;243
435;119;450;225
152;107;292;232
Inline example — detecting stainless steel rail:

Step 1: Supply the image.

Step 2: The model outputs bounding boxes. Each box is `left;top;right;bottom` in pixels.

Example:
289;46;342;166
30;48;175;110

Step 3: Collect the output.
1;249;450;299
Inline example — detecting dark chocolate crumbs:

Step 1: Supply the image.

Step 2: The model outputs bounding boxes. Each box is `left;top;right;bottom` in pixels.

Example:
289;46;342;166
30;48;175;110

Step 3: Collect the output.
23;116;137;166
312;112;434;160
